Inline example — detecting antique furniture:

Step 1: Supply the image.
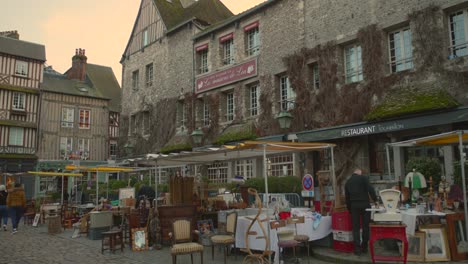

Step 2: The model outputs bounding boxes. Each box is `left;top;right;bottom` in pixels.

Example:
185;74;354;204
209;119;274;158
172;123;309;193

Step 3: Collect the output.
169;218;204;264
370;224;408;264
270;219;298;263
159;205;197;244
288;216;310;257
210;211;237;264
446;212;468;261
102;229;124;253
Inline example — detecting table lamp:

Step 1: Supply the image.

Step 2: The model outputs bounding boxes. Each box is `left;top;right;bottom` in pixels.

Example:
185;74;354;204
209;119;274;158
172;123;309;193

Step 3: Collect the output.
404;169;427;202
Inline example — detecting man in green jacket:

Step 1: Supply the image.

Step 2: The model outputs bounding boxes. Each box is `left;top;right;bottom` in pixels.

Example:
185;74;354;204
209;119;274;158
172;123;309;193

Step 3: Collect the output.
6;182;26;234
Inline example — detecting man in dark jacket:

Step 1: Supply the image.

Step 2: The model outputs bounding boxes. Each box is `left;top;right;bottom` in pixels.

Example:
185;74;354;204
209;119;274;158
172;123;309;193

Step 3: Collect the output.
0;185;8;231
345;168;377;256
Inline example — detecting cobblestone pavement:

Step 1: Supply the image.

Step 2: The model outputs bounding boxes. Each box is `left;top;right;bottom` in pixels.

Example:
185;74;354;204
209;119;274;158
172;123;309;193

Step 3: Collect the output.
0;224;331;264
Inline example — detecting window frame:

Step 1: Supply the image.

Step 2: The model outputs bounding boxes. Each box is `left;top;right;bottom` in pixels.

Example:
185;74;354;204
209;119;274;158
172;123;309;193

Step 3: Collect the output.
142;28;149;47
77;138;90;160
15;60;28;77
222;39;235;65
132;70;139;90
249;84;260;116
268;154;294;177
12;92;26;111
60;137;73;159
79;109;91;129
8;127;24;146
226;92;235;122
61;107;74;128
388;27;413;73
279;75;295;111
145;63;153;87
203;100;210;127
344;44;363;83
207;162;229;184
109;141;117;157
235;159;255;180
449;10;468;57
198;49;209;74
312;63;320;89
246;27;260;56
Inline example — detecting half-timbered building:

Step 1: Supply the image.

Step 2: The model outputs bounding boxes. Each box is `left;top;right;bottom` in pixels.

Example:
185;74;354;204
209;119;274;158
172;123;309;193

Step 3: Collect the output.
0;33;45;192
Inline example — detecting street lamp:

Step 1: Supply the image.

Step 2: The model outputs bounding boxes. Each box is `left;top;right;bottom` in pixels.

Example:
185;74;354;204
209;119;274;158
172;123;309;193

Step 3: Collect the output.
275;111;293;129
191;128;204;145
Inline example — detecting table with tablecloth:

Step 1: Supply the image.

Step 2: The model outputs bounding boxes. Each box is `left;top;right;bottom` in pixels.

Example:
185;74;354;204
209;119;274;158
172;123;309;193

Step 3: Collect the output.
235;211;331;264
401;209;446;235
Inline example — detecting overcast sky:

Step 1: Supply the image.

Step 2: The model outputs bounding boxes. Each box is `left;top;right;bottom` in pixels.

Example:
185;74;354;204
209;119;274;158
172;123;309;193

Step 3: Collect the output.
1;0;266;85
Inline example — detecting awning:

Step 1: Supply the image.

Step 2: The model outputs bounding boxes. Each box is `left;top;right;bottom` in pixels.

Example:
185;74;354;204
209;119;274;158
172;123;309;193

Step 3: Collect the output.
64;165;135;172
388;130;468;147
26;171;83;177
290;107;468;142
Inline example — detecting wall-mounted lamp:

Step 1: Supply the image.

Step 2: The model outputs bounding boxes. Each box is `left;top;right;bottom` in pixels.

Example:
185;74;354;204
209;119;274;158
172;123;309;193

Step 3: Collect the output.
275;111;293;130
191;128;204;145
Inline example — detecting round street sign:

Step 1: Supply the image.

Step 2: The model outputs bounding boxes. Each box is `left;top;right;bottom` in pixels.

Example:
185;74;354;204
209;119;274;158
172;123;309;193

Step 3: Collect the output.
302;174;314;191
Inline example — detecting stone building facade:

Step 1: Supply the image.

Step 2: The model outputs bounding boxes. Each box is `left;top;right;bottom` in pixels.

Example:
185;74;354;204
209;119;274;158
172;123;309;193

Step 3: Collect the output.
122;0;468;189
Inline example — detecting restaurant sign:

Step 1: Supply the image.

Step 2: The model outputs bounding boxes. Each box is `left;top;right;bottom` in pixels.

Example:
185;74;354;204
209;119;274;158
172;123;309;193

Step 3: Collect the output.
195;58;257;94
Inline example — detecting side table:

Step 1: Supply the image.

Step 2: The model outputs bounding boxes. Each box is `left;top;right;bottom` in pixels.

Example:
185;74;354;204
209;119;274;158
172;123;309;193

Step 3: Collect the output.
102;230;124;254
370;224;407;264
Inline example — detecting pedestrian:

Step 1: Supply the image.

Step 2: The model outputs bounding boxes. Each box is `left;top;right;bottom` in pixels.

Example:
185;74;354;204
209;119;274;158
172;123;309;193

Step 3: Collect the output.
6;182;26;234
0;185;8;231
345;168;377;256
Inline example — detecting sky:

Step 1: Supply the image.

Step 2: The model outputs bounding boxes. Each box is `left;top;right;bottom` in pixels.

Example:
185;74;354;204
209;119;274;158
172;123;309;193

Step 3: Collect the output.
1;0;266;85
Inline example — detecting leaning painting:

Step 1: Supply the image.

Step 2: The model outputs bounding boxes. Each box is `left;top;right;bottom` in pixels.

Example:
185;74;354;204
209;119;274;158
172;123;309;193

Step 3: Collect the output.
407;231;425;262
446;213;468;260
132;228;148;251
420;224;450;261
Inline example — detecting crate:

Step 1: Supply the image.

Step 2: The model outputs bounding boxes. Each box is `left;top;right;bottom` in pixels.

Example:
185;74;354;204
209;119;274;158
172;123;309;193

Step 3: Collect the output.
47;216;62;234
333;240;354;253
332;230;353;242
332;211;352;231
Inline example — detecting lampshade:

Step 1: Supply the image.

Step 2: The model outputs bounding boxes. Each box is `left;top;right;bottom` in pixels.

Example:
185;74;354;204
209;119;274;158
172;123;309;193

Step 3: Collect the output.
404;170;427;189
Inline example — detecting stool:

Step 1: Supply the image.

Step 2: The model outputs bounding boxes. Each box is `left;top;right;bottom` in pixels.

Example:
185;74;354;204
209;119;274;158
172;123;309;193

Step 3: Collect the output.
102;230;124;254
370;224;408;264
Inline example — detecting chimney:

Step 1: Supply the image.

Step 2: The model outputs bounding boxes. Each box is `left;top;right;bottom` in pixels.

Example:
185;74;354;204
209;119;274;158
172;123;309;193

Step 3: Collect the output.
67;48;87;81
0;30;20;39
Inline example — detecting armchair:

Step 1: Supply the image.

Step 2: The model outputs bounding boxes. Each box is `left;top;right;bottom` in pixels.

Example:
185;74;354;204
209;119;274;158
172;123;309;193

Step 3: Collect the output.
169;218;204;264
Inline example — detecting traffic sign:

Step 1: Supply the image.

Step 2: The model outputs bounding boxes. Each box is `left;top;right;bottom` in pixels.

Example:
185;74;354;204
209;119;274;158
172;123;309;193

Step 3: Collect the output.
302;174;314;191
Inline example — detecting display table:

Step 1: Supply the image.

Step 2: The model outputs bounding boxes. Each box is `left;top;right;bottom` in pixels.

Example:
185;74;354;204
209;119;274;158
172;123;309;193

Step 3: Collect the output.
401;209;446;235
370;224;407;264
236;214;331;264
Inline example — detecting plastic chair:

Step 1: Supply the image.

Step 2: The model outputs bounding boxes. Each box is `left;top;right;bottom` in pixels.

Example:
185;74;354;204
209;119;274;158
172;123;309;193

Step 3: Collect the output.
211;211;237;263
169;218;204;264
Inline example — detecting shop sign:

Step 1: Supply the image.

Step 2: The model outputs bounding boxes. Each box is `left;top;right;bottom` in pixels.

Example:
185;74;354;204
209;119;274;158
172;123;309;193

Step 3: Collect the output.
195;58;257;93
341;122;405;137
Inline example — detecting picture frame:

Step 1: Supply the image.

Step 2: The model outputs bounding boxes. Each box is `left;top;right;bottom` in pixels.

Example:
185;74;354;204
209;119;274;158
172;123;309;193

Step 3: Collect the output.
32;213;41;227
197;219;214;236
446;212;468;261
407;231;425;262
420;224;451;261
131;227;148;251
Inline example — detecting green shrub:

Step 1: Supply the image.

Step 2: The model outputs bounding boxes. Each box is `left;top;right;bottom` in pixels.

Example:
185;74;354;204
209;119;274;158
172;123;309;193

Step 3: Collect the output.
109;179;127;190
245;176;302;193
406;157;442;185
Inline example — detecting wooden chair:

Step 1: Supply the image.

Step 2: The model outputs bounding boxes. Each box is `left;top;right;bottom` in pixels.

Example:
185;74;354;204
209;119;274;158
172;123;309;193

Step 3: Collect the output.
169;218;204;264
270;219;298;263
287;216;310;257
211;211;237;264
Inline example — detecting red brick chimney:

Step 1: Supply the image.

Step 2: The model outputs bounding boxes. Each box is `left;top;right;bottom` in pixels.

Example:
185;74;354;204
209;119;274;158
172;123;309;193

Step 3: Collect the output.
67;48;87;81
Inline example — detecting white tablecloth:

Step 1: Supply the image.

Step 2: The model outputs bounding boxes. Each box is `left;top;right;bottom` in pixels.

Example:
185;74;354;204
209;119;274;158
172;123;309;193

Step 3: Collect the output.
235;214;331;264
401;209;446;235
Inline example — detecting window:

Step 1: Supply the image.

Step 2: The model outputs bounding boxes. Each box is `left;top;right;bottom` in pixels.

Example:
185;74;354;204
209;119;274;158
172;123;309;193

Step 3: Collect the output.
39;176;55;192
312;64;320;89
143;111;150;135
246;27;260;56
129;114;136;135
12;92;25;111
198;49;209;74
142;29;149;47
226;92;234;122
389;28;413;72
449;10;468;57
78;138;90;160
203;100;210;127
132;70;139;90
145;63;153;87
79;109;90;129
280;76;296;111
268;154;294;177
249;84;260;116
344;44;363;83
235;159;254;180
15;60;28;77
60;137;73;159
9;127;24;146
109;141;117;157
61;107;74;128
208;162;229;184
222;39;235;65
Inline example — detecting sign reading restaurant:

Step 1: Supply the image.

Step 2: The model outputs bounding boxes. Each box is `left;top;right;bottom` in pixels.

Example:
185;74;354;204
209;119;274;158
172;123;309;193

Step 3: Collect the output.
341;122;405;137
195;58;257;94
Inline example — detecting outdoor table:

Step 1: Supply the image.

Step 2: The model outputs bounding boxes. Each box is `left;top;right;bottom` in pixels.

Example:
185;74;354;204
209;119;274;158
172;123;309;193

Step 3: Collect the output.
370;224;408;264
401;209;446;235
236;214;331;264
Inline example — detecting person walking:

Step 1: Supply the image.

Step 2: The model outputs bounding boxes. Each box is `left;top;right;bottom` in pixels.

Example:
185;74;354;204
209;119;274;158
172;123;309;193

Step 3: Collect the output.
0;185;8;231
6;183;26;234
345;168;377;256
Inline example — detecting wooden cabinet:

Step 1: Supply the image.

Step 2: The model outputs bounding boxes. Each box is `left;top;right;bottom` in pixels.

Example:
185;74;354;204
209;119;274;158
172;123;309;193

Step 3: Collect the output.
158;205;196;244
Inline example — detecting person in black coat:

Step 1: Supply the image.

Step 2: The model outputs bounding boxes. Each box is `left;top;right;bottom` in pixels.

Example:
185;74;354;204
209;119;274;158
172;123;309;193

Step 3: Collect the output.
345;168;377;256
0;185;7;231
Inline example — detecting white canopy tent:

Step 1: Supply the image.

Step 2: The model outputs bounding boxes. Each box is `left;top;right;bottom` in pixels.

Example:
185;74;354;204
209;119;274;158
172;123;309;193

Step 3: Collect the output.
387;130;468;241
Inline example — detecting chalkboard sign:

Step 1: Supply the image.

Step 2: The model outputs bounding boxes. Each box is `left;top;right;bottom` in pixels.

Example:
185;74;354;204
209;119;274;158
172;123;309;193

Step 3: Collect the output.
119;187;135;200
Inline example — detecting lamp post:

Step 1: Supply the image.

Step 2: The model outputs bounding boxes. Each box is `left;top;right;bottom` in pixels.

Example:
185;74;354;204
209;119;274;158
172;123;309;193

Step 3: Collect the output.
191;128;204;145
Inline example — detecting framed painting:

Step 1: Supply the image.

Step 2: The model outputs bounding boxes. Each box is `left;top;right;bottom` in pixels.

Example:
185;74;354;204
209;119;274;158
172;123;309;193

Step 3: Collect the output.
420;224;451;261
446;212;468;261
132;227;148;251
197;219;214;235
407;231;425;262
